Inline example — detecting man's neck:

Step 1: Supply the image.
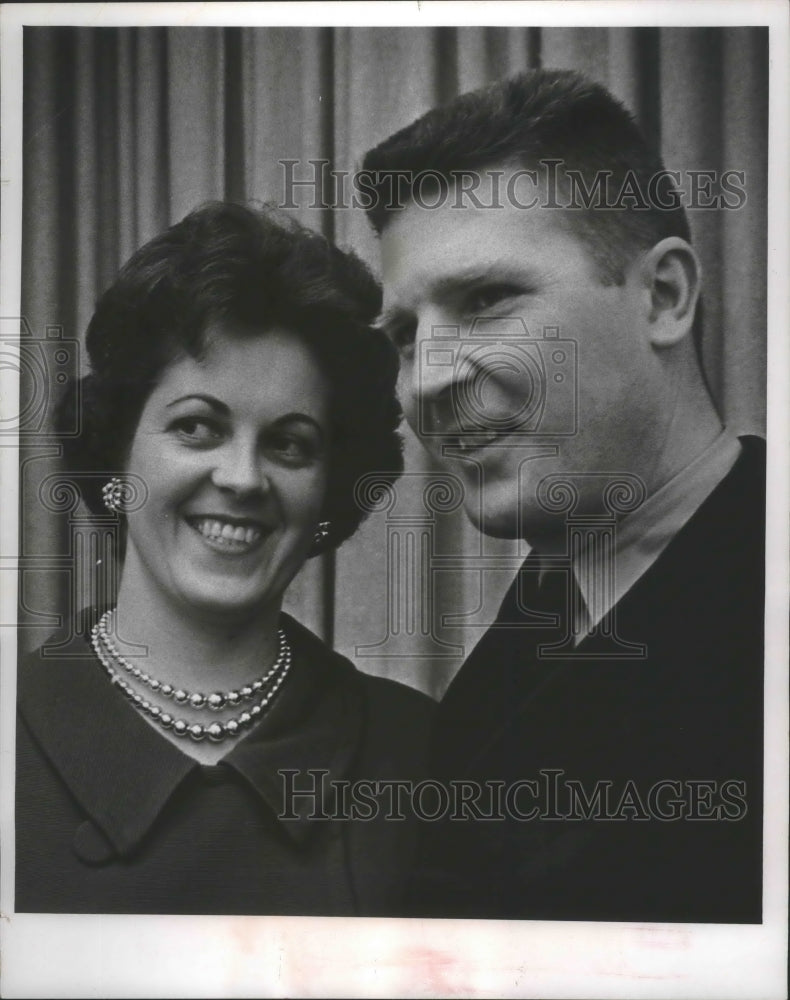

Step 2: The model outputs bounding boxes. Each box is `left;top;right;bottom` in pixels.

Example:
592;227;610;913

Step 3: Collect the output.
637;358;724;501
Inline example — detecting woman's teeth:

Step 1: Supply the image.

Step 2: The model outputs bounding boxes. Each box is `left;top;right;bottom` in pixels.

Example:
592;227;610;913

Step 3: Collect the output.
193;519;262;546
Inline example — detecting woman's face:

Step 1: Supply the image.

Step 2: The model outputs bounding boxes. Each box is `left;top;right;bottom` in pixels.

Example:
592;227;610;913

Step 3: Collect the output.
122;323;330;622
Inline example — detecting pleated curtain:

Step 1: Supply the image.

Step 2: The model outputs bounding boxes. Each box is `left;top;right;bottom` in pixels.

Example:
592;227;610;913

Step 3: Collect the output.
20;26;768;697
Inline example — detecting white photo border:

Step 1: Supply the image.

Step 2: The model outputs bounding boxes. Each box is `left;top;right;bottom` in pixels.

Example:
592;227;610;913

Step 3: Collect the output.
1;3;787;997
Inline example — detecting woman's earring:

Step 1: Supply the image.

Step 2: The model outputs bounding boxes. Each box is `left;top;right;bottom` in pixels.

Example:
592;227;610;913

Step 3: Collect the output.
313;520;331;547
102;477;126;514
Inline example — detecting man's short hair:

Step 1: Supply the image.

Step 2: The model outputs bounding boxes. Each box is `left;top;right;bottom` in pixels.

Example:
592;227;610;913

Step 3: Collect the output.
362;69;692;287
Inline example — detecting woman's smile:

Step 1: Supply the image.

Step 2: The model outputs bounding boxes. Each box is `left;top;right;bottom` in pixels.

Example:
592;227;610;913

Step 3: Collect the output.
121;324;330;620
18;200;425;915
186;515;268;554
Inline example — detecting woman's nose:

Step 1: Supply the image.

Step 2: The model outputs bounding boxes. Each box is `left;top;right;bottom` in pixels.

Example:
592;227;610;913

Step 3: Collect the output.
210;442;269;496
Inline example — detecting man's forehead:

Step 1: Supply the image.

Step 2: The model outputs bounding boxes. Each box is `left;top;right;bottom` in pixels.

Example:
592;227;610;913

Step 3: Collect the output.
379;189;579;313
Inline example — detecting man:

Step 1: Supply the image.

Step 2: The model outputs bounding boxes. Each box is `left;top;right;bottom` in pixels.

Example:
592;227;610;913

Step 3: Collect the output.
362;70;764;921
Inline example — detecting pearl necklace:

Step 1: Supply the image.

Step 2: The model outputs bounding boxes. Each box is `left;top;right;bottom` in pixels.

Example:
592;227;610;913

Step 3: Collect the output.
95;609;288;709
89;611;292;742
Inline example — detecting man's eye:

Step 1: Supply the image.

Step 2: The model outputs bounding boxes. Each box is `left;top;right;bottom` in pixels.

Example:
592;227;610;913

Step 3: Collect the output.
465;284;522;314
171;417;223;444
387;320;418;358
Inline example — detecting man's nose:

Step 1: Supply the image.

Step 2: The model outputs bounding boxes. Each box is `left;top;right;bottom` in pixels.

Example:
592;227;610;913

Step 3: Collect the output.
403;315;469;435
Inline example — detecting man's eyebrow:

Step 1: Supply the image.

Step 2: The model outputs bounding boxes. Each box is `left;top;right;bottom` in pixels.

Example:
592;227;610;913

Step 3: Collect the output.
375;305;413;332
377;262;537;327
432;262;535;291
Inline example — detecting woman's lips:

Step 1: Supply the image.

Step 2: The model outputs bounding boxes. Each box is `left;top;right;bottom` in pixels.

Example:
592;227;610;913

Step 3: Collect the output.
186;516;268;553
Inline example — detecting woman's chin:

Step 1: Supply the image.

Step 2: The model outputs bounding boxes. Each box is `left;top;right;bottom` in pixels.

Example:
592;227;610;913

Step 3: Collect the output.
170;583;278;627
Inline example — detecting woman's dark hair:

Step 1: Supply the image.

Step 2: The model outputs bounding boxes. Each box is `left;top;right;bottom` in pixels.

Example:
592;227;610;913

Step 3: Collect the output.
57;201;402;552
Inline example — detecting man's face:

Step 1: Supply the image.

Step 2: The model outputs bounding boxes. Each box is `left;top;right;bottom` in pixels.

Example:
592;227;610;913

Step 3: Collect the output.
380;168;667;544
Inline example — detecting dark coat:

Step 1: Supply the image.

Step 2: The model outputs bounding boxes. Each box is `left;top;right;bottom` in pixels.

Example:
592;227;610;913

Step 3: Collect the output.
412;437;765;922
16;613;433;915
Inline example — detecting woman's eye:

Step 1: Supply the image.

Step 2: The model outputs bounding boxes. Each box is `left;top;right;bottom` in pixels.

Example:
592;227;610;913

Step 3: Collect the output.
266;433;319;467
171;416;223;444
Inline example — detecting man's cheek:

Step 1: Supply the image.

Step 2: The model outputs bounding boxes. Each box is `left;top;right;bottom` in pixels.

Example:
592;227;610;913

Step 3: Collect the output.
397;373;420;430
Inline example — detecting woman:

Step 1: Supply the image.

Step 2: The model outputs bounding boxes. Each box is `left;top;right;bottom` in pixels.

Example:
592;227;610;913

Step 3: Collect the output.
16;202;432;915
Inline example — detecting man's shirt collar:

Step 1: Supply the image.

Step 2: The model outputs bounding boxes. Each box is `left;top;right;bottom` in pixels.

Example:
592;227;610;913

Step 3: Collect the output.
573;428;742;636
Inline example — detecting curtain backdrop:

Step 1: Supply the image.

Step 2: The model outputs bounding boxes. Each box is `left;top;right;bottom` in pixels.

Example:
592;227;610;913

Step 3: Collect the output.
20;26;768;697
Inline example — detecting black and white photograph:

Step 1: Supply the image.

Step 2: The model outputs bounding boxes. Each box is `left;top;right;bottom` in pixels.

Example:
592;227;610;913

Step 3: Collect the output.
1;2;787;996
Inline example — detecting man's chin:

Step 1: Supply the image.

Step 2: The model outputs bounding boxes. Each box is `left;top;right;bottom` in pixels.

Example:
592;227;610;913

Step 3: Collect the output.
462;496;523;539
462;492;566;545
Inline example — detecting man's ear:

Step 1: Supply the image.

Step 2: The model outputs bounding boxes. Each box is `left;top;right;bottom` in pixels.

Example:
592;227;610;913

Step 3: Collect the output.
638;237;701;348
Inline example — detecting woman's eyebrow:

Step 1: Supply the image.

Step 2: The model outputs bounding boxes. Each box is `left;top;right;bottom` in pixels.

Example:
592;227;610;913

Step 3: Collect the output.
165;394;229;414
165;400;326;438
272;413;327;440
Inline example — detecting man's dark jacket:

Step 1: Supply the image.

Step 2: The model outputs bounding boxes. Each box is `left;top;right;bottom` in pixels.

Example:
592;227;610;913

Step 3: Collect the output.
412;436;764;922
